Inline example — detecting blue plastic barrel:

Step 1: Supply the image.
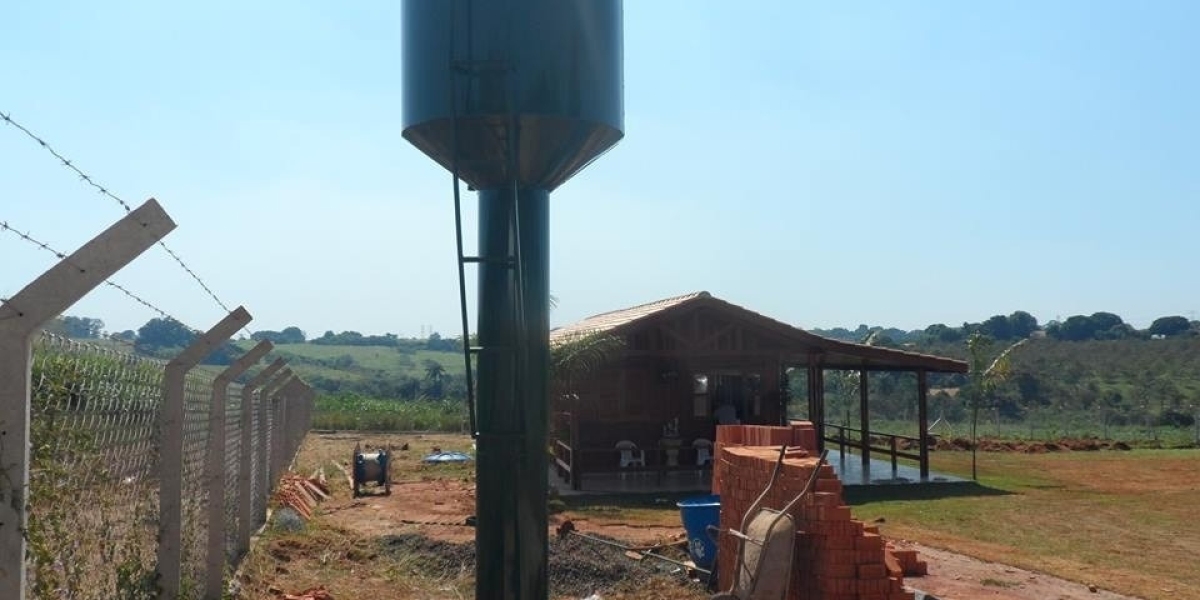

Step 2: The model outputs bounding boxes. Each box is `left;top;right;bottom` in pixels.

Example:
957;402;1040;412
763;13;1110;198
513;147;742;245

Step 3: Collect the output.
677;494;721;568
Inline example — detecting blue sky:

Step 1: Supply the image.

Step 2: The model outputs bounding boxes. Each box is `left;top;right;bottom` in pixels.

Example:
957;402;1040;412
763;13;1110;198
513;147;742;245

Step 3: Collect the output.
2;1;1197;339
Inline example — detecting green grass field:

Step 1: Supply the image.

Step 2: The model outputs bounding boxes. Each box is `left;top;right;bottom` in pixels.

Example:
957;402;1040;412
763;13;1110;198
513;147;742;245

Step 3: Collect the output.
236;341;462;373
236;341;465;397
311;395;469;432
248;343;463;374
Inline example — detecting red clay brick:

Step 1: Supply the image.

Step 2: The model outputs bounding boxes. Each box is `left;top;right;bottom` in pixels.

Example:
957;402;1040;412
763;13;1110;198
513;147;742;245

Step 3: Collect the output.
857;532;885;551
826;562;858;579
824;535;857;550
713;426;919;599
858;563;888;579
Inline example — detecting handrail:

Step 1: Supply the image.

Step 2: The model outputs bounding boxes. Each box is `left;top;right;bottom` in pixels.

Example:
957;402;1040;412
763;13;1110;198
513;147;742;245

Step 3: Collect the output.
823;424;922;443
822;424;928;471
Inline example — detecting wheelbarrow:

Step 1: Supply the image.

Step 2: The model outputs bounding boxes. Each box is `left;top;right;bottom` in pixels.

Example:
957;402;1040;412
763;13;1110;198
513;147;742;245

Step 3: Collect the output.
710;447;829;600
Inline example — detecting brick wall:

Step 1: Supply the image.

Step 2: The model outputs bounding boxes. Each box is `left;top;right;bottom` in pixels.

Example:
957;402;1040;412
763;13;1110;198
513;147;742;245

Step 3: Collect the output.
713;423;921;600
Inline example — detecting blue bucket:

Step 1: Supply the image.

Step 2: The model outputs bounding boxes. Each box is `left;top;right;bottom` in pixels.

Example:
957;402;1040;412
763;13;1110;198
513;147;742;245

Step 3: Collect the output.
677;494;720;568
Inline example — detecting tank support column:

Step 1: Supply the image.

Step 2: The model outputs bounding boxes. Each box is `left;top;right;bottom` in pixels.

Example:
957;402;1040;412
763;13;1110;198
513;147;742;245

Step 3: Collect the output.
475;187;550;600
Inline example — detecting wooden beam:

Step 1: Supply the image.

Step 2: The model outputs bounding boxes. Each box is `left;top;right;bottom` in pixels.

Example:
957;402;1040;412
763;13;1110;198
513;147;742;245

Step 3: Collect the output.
695;320;737;350
657;321;693;349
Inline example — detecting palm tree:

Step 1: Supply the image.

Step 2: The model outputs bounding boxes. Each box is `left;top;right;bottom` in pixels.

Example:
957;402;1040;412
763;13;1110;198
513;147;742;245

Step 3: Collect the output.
423;360;447;399
424;360;447;383
549;331;624;408
965;334;1028;479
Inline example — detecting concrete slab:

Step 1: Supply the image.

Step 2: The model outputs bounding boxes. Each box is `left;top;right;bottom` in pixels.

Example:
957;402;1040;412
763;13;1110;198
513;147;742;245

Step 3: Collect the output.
826;449;967;486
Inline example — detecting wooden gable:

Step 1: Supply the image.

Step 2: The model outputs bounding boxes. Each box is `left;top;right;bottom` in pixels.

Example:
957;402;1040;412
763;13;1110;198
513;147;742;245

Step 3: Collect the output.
624;305;792;356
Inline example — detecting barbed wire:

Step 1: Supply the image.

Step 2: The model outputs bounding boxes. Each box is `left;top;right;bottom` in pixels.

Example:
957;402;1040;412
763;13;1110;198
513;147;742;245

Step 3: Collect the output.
0;219;189;328
0;110;239;321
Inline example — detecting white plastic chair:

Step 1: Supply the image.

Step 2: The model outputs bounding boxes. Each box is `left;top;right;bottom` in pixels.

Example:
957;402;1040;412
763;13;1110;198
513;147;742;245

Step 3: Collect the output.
615;440;645;468
693;438;713;466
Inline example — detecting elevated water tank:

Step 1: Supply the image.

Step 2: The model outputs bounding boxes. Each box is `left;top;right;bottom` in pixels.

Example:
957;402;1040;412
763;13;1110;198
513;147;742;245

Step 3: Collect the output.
401;0;624;191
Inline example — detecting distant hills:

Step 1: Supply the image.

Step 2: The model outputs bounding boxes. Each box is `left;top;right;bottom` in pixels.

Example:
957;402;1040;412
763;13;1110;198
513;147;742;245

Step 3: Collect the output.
46;310;1200;438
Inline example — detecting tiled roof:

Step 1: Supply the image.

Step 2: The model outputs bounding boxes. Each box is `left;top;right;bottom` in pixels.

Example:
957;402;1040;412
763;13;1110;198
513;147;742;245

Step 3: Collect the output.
549;291;710;342
549;291;968;373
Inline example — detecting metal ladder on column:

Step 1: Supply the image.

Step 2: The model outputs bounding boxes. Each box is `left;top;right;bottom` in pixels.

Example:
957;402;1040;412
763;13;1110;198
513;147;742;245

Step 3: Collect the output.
447;50;527;438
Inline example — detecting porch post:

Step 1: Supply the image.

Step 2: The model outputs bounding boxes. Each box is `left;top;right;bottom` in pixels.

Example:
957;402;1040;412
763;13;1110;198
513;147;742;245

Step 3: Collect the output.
570;413;582;491
814;358;826;454
918;369;930;480
775;357;786;426
859;369;870;469
806;364;817;425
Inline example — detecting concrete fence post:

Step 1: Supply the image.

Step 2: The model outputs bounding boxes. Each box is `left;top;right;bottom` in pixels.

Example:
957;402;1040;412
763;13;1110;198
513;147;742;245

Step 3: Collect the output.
237;358;285;558
259;369;293;507
299;383;315;434
0;199;174;600
280;378;307;466
157;307;252;600
298;384;314;456
203;340;270;600
271;385;288;483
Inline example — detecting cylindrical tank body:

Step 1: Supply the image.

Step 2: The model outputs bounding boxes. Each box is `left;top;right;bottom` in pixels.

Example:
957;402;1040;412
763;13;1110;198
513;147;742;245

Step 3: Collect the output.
401;0;624;191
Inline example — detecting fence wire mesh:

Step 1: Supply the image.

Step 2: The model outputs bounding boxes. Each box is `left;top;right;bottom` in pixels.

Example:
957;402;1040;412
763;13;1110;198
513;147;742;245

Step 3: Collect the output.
26;334;163;599
253;388;272;535
223;382;243;562
250;393;268;533
20;335;313;600
180;368;214;595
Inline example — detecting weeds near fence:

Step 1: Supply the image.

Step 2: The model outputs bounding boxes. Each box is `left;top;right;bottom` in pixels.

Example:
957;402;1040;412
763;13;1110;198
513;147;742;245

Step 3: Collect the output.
25;337;165;599
19;334;305;600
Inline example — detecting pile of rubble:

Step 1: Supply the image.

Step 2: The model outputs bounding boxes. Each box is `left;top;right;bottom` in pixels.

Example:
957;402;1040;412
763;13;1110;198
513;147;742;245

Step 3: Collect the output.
272;470;331;520
272;585;333;600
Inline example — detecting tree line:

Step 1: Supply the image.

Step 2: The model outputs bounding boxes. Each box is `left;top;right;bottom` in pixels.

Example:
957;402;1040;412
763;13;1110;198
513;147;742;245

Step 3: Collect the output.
252;327;462;352
812;310;1200;437
814;310;1198;346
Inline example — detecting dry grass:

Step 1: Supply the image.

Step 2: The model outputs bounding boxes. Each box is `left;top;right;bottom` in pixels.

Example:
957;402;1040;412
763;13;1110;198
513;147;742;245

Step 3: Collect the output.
849;450;1200;600
235;433;706;600
251;435;1195;600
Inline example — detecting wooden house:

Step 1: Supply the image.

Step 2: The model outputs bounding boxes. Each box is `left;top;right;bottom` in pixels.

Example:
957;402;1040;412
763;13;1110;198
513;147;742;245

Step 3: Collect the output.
549;292;967;490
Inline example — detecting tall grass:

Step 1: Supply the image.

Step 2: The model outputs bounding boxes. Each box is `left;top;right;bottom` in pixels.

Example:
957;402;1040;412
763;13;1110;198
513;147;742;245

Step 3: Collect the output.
312;394;468;432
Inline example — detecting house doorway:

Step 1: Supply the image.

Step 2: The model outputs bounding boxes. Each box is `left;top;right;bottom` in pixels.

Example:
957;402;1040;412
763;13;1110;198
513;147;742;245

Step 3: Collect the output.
710;372;762;423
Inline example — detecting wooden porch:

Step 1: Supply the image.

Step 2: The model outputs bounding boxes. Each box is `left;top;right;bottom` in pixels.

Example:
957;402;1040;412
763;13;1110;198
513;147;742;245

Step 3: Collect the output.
548;292;968;491
551;411;715;491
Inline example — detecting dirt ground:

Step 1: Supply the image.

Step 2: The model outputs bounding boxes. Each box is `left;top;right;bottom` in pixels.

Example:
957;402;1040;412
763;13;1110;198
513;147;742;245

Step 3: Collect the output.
892;541;1141;600
240;432;1149;600
916;436;1137;453
320;479;1144;600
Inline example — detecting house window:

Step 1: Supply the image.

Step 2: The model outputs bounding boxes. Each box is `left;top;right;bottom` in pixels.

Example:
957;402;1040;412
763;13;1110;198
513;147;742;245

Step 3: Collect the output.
692;374;709;417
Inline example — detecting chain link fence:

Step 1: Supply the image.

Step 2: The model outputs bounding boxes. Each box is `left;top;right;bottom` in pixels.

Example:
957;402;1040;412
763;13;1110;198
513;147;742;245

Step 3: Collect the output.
22;334;312;599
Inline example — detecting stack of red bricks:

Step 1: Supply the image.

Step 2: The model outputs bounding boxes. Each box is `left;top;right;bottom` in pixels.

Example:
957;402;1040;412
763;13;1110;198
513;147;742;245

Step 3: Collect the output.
888;547;927;577
713;422;918;600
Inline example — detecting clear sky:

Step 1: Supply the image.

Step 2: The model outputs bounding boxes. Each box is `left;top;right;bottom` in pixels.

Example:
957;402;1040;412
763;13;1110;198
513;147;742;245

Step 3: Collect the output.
2;1;1197;339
